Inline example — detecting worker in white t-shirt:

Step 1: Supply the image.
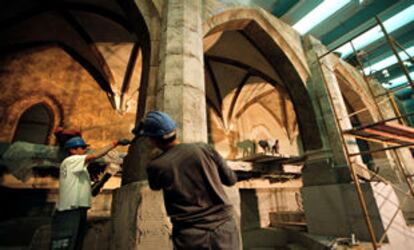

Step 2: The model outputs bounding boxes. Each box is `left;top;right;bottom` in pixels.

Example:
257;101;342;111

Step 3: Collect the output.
51;136;130;250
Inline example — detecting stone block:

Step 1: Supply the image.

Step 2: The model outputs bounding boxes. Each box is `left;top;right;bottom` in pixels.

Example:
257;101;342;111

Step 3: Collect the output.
371;183;414;250
302;159;351;186
240;189;261;230
394;183;414;224
110;181;172;250
165;26;184;54
302;183;385;241
242;228;288;250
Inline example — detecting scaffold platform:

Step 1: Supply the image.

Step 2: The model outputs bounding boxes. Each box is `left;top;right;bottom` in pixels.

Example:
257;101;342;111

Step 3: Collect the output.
344;120;414;146
227;153;305;182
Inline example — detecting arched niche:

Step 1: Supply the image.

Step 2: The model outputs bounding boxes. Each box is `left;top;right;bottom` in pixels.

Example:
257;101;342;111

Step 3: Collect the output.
203;8;322;153
334;63;389;163
13;103;53;144
2;95;63;143
0;0;152;116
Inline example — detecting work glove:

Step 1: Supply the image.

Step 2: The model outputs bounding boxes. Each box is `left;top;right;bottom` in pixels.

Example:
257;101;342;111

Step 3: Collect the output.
117;138;131;146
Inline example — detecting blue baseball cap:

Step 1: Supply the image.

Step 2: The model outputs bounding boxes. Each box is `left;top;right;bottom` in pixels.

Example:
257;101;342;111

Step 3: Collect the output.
64;136;89;149
134;111;177;139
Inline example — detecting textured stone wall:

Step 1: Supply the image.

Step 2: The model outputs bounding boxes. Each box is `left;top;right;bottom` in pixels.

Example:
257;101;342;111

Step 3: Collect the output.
110;181;171;250
0;46;136;147
0;45;136;236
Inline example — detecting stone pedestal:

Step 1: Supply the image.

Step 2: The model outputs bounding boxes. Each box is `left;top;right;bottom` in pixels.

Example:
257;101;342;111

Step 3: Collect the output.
239;189;289;249
302;182;414;249
110;181;172;250
302;157;351;186
111;182;241;250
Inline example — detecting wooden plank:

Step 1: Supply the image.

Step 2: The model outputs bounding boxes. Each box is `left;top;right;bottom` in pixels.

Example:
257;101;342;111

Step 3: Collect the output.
236;153;297;162
363;128;414;144
345;123;414;144
381;122;414;136
347;130;402;144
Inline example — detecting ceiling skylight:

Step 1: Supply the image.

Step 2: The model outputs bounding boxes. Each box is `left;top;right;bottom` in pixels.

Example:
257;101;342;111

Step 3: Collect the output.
335;4;414;58
363;46;414;75
384;72;414;89
292;0;351;35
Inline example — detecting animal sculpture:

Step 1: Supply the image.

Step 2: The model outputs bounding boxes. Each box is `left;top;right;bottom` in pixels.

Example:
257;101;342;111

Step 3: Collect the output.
236;140;256;157
258;140;270;154
271;139;279;154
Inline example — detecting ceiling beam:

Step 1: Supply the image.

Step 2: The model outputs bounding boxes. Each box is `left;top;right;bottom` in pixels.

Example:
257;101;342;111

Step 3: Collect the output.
280;0;323;24
320;0;396;46
327;0;414;50
271;0;299;17
360;24;414;64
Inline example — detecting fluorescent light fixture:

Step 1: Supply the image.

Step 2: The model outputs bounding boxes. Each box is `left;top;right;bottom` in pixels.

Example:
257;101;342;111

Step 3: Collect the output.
383;72;414;89
293;0;351;35
363;46;414;75
336;4;414;58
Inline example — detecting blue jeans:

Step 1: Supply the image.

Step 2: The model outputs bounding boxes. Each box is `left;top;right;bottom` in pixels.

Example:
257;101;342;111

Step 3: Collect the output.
50;208;88;250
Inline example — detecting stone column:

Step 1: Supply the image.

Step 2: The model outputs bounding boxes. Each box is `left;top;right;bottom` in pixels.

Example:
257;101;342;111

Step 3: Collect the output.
111;2;215;250
301;35;356;186
156;0;207;143
157;0;242;242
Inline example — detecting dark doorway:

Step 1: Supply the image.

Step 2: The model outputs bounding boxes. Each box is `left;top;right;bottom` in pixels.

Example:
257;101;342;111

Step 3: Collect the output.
13;103;52;144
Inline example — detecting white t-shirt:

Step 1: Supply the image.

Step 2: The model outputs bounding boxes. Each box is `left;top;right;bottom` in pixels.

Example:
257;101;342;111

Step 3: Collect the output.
56;155;92;211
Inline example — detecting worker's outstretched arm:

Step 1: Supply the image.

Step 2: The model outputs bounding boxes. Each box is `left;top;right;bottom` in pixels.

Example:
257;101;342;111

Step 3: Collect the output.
85;139;130;163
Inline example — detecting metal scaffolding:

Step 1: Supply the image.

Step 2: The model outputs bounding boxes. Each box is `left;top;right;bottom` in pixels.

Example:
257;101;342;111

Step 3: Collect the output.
317;16;414;250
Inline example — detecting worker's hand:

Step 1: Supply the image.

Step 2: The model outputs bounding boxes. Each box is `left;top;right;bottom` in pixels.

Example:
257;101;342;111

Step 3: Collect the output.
117;138;131;146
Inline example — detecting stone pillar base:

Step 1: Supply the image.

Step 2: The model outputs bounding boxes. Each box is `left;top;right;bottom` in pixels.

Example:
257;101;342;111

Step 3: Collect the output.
110;181;172;250
368;158;400;183
395;183;414;224
302;182;414;249
302;158;351;186
110;182;242;250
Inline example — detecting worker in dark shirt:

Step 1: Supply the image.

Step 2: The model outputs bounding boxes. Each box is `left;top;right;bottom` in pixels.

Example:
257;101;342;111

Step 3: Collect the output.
133;111;240;250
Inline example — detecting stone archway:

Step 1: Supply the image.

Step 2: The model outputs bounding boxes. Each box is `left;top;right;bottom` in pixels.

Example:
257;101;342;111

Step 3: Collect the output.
2;95;63;143
0;0;152;115
202;9;322;249
203;8;323;152
118;0;159;120
334;62;378;124
334;62;408;182
13;103;54;144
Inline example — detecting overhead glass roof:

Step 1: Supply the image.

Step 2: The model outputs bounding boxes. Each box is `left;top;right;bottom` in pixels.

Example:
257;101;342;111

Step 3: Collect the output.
292;0;351;35
386;72;414;89
335;4;414;58
223;0;414;89
363;46;414;75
